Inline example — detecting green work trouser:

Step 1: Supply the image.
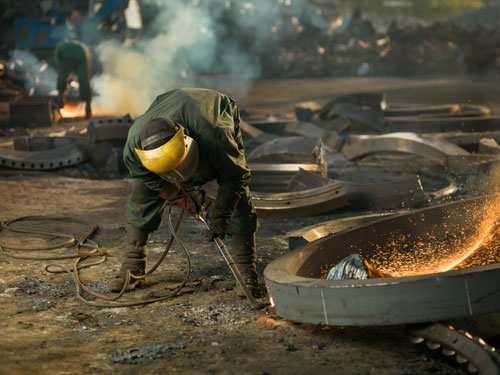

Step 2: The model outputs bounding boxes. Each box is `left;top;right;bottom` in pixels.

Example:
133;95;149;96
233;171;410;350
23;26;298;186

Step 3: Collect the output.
55;48;91;101
126;179;258;236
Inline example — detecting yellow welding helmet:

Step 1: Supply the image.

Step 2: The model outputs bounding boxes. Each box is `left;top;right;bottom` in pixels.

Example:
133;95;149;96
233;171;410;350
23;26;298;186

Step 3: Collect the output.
135;118;199;183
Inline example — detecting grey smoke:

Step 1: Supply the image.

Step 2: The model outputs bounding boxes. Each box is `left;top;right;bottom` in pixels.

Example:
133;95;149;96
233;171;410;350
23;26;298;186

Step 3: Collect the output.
92;0;295;116
8;49;57;96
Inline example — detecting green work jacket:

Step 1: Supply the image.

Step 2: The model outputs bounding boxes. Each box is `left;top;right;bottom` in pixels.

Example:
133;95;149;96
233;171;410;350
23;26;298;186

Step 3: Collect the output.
123;88;257;234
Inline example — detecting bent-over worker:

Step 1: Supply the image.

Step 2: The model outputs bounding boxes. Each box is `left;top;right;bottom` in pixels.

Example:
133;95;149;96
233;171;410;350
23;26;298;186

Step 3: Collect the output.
109;88;260;298
54;40;92;118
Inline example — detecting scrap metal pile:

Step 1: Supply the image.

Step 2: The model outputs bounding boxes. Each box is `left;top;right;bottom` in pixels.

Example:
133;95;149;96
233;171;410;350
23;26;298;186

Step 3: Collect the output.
218;2;500;78
4;90;500;218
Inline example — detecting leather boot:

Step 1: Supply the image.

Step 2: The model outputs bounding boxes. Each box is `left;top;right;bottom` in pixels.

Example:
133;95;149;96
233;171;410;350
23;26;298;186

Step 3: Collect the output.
231;233;259;298
109;224;151;292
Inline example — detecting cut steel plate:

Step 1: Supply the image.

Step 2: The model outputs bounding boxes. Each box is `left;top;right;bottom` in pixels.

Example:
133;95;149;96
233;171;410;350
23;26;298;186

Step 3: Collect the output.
384;104;461;117
87;117;134;143
288;168;427;211
264;196;500;326
247;136;325;165
13;135;88;151
0;144;87;170
436;130;500;150
386;115;500;133
249;163;324;193
282;121;340;150
203;179;348;219
246;115;296;135
239;120;279;144
324;103;387;133
287;170;457;249
319;92;386;119
343;132;469;164
384;104;490;118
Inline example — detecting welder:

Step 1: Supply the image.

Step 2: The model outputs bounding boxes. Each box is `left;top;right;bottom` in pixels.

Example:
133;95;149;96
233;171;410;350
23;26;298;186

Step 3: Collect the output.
109;88;260;298
54;40;92;118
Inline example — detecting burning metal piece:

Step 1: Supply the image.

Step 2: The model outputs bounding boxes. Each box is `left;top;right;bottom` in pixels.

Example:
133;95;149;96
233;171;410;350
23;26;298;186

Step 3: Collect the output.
264;196;500;326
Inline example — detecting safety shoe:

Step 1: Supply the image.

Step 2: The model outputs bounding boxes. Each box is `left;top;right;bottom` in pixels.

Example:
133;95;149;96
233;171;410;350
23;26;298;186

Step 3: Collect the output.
109;224;150;292
109;263;146;292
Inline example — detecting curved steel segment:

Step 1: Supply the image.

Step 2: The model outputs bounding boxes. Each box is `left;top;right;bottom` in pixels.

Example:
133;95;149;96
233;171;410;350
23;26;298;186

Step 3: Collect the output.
249;163;325;192
247;136;325;164
384;104;490;118
289;168;427;210
0;144;87;170
87;117;134;143
343;132;468;163
406;323;500;374
264;196;500;326
387;115;500;133
203;178;348;219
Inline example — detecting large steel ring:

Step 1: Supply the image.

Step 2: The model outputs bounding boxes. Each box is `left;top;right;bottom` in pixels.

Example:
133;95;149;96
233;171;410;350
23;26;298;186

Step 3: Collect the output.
264;196;500;326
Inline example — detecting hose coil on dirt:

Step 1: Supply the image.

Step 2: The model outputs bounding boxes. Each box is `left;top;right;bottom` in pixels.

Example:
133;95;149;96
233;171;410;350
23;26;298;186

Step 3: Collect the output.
0;206;192;308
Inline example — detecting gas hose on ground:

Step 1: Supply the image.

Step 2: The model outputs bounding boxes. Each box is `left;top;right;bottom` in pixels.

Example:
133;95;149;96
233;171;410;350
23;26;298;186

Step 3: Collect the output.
0;206;192;307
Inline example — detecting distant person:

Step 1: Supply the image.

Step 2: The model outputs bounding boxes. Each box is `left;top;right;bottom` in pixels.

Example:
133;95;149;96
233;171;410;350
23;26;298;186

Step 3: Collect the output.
54;40;92;118
109;88;260;299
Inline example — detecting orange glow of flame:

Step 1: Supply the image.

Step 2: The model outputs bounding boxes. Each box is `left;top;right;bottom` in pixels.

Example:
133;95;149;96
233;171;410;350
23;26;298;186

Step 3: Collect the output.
59;102;85;118
442;223;496;272
366;196;500;278
59;102;125;119
269;296;275;308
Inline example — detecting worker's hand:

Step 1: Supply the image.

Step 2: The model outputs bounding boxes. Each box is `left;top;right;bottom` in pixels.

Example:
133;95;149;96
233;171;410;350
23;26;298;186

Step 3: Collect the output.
202;217;229;241
159;182;205;214
201;185;241;242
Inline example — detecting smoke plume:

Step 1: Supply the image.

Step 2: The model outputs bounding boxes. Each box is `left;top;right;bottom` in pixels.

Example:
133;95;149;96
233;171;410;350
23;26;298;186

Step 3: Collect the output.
92;0;287;117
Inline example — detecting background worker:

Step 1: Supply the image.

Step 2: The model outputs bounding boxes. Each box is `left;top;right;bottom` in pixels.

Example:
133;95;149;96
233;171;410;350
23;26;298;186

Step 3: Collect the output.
109;88;260;298
54;40;92;118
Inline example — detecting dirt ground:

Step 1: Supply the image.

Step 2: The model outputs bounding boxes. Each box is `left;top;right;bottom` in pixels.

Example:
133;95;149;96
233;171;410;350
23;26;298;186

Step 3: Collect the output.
2;75;499;375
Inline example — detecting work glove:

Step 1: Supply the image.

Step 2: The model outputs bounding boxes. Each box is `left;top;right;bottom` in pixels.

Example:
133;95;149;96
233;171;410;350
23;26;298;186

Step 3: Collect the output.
159;182;205;214
202;186;241;241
